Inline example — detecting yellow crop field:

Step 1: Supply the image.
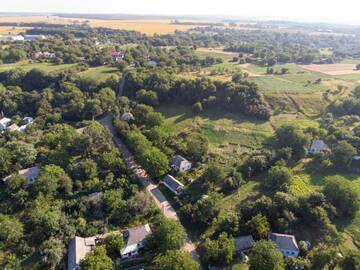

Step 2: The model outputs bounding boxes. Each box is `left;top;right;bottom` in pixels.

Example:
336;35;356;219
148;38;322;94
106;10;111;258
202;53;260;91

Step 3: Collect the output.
0;26;32;35
0;16;205;35
87;19;200;35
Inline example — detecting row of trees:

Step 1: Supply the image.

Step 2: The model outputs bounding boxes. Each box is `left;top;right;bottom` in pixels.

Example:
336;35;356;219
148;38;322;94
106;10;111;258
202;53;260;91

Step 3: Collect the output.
125;69;272;120
0;68;119;122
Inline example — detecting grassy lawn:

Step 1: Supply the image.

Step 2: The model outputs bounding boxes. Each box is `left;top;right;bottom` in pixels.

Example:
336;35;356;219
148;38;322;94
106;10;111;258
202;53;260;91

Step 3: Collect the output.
220;181;260;213
79;66;121;81
157;104;273;151
232;263;248;270
0;61;76;72
244;63;309;75
247;74;332;93
195;48;239;61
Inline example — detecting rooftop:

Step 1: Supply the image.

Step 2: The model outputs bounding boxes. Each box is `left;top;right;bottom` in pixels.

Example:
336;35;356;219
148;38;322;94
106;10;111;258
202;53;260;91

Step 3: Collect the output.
3;166;40;185
171;155;190;167
268;233;299;252
234;235;254;251
163;175;184;194
121;224;151;256
68;233;110;270
310;139;330;151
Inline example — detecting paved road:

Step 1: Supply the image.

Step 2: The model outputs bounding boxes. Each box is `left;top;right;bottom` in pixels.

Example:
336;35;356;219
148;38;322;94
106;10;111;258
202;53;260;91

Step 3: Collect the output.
99;74;201;263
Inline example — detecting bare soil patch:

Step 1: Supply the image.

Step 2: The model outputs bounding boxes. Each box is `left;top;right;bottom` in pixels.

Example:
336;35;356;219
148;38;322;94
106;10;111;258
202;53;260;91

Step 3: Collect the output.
300;63;360;75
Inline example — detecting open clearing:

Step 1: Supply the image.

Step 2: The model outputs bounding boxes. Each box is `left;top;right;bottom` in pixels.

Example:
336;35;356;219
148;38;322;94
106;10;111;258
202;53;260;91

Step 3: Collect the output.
300;63;360;75
0;16;205;35
79;66;120;81
0;61;75;73
0;26;32;35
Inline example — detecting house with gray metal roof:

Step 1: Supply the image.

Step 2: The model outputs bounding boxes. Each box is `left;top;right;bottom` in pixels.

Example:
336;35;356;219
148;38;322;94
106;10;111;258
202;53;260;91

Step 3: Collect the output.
3;166;40;186
163;175;185;195
309;139;330;155
170;155;192;172
121;224;151;259
268;232;299;257
234;235;254;253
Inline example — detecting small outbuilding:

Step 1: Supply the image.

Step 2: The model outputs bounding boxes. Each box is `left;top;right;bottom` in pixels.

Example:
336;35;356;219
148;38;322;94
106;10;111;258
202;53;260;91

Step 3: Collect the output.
234;235;255;253
121;112;135;122
163;174;185;195
7;123;20;132
0;117;11;131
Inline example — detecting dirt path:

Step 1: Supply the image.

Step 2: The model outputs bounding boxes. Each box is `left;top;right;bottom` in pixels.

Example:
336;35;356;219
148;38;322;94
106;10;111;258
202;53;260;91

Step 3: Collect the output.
99;116;200;262
98;114;201;264
101;74;201;264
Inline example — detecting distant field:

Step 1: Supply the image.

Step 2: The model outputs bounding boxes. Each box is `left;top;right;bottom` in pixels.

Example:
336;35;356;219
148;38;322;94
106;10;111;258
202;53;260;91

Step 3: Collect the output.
0;16;204;35
0;26;32;35
195;48;239;60
300;63;360;75
0;61;75;72
79;66;120;81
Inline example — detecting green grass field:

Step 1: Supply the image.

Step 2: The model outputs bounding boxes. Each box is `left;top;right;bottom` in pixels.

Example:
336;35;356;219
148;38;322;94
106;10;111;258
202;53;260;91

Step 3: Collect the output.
0;61;76;72
195;48;239;61
79;66;121;81
157;104;273;151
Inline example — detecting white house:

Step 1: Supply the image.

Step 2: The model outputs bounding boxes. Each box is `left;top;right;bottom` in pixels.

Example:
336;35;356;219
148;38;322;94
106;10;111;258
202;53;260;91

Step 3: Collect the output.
121;224;152;259
0;117;12;131
268;233;299;257
24;35;46;41
3;166;40;186
309;139;330;155
170;155;192;172
163;175;185;195
121;112;135;122
67;224;151;269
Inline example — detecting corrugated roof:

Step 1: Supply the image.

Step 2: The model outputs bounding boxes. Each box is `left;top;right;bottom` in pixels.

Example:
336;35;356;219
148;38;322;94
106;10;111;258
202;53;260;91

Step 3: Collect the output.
234;235;254;251
163;175;184;194
268;233;299;252
310;140;330;151
170;155;190;168
120;224;151;256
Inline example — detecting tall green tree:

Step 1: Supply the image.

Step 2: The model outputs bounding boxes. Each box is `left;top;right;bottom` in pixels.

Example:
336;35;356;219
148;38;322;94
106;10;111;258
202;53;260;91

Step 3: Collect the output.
154;250;200;270
249;240;285;270
332;141;356;169
146;219;186;254
80;246;113;270
324;177;359;218
246;213;270;239
0;214;24;248
265;165;293;192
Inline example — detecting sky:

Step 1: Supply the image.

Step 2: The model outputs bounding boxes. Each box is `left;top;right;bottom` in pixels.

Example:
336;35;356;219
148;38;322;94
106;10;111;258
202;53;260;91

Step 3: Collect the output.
1;0;360;25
